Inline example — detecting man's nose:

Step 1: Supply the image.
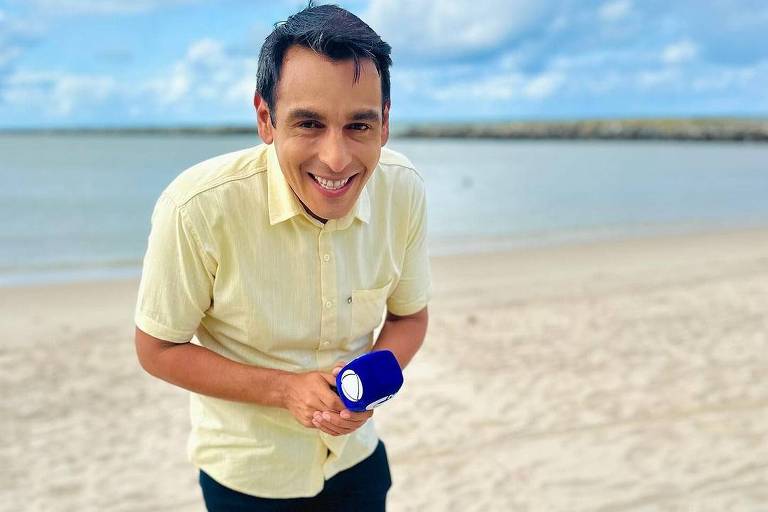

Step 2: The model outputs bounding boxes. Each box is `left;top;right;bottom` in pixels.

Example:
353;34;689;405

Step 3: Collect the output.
317;129;353;174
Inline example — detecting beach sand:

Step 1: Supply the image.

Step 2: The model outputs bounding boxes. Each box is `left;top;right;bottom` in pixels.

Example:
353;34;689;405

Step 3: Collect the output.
2;228;767;511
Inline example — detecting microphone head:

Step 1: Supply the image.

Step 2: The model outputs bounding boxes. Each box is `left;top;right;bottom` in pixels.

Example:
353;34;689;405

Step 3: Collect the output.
335;350;404;412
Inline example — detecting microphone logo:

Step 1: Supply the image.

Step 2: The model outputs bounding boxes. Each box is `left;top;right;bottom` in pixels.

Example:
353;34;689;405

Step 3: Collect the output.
340;369;363;402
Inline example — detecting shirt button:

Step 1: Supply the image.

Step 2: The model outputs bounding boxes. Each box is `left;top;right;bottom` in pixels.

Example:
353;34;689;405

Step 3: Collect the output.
323;254;330;262
325;301;333;309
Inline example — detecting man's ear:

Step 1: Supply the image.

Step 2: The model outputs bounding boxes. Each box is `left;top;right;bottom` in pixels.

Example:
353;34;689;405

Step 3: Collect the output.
254;94;274;144
381;101;390;147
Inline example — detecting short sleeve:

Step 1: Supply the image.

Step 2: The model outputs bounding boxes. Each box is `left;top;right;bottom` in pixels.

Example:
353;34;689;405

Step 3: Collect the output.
387;176;432;316
134;193;215;342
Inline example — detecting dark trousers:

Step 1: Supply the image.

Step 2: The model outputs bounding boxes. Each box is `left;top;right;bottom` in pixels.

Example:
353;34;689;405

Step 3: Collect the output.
199;441;392;512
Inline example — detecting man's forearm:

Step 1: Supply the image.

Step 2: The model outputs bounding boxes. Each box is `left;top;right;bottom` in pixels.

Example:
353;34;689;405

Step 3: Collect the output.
136;331;288;407
372;306;428;369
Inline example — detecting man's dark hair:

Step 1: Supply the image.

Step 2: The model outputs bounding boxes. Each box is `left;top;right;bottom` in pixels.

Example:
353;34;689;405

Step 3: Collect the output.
256;2;392;125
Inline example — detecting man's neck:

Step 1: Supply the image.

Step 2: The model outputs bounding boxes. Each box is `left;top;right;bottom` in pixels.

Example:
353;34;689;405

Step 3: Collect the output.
301;202;327;224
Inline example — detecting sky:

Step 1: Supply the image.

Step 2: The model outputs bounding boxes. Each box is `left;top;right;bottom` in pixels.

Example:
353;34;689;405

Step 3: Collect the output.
1;0;767;128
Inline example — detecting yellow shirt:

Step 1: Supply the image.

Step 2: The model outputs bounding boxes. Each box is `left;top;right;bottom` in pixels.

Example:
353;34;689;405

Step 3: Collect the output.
134;143;431;498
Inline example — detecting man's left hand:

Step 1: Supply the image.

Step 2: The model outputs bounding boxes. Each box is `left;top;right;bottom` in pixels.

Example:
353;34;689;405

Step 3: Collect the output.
311;360;373;436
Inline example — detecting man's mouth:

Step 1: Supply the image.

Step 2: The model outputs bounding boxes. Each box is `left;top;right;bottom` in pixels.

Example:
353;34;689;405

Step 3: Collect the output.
308;172;357;194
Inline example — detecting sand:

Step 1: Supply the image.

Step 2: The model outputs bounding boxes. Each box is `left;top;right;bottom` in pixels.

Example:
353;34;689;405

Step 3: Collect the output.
2;228;767;511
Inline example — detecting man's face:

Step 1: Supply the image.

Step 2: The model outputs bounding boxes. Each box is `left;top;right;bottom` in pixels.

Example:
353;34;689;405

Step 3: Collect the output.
255;45;389;222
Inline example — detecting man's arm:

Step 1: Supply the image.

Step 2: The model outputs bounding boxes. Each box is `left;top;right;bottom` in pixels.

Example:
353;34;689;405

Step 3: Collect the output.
136;327;288;406
372;306;429;369
135;327;351;431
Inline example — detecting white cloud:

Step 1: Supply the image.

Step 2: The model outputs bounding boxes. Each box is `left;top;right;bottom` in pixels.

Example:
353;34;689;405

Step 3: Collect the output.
2;69;117;115
427;69;563;102
637;68;678;89
2;37;256;119
365;0;550;60
142;37;257;109
0;9;47;72
661;40;698;65
691;59;767;92
551;49;657;70
188;38;223;62
523;72;564;99
432;73;522;101
19;0;203;15
599;0;632;22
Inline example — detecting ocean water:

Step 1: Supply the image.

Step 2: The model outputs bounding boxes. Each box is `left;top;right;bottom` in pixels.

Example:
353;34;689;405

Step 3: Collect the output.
1;134;767;286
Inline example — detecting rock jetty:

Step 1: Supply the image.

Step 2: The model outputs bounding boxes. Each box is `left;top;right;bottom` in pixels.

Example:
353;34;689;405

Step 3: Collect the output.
396;118;768;142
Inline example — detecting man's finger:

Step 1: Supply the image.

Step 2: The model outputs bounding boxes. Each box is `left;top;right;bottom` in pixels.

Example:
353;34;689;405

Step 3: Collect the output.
312;419;340;436
318;373;346;411
340;409;373;421
319;411;364;430
319;372;337;387
331;360;348;377
312;414;347;436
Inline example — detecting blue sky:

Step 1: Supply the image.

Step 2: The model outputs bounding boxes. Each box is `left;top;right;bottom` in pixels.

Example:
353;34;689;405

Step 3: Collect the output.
1;0;767;128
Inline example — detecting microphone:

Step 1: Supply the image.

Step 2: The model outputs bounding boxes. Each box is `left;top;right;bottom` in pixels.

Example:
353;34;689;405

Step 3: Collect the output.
335;350;404;412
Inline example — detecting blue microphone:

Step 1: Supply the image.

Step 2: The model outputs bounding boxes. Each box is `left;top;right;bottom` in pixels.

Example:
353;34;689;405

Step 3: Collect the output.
335;350;404;412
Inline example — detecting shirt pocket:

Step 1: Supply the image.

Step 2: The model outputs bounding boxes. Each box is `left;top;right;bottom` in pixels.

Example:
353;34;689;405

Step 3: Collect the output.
350;280;392;339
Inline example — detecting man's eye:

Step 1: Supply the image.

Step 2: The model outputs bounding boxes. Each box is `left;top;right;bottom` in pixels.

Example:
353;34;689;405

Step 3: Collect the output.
299;121;322;129
349;123;371;131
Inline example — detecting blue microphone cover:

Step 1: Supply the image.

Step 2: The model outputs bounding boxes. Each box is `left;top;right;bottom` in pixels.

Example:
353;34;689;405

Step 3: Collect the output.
335;350;404;412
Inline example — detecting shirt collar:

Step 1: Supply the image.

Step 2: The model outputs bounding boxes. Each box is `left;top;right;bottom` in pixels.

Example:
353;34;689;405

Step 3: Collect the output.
267;143;371;227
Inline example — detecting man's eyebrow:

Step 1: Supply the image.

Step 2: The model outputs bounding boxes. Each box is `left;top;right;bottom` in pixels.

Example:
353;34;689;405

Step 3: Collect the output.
284;107;381;123
349;109;381;123
285;108;326;122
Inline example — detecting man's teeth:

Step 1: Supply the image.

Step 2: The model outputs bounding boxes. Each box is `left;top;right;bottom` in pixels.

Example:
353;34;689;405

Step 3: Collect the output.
313;174;350;190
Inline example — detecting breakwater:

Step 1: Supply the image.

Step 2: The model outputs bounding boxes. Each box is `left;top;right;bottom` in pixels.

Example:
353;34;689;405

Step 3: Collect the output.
2;118;767;142
397;118;768;142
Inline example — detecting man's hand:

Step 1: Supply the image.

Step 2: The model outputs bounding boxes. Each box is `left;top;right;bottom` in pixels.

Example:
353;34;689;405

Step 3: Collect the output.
308;360;373;436
277;361;374;436
279;370;345;429
278;360;371;436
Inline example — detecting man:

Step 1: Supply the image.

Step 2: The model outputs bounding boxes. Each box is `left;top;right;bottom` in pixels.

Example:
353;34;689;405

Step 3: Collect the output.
134;3;430;511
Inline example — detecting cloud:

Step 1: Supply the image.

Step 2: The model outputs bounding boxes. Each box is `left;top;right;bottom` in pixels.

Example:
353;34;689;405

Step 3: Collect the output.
523;72;564;99
691;59;768;93
364;0;552;62
1;36;256;122
662;40;698;65
406;65;564;103
598;0;632;22
142;38;257;107
388;30;766;117
2;69;117;115
0;9;46;98
14;0;204;16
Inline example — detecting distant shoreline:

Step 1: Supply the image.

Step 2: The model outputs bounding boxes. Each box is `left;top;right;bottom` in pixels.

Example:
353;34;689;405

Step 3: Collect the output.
399;118;768;142
1;118;767;142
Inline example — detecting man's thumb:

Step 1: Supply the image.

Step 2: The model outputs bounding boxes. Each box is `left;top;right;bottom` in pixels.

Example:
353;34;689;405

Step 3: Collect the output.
331;361;348;377
320;372;337;387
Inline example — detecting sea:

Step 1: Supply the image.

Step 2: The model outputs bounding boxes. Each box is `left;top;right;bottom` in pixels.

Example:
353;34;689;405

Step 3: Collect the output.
1;134;766;286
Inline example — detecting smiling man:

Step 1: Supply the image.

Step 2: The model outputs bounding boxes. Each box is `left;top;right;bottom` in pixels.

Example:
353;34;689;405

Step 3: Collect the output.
133;3;430;511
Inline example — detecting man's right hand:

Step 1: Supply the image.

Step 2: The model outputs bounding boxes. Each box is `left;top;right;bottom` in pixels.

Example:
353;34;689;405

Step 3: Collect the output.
278;371;346;429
